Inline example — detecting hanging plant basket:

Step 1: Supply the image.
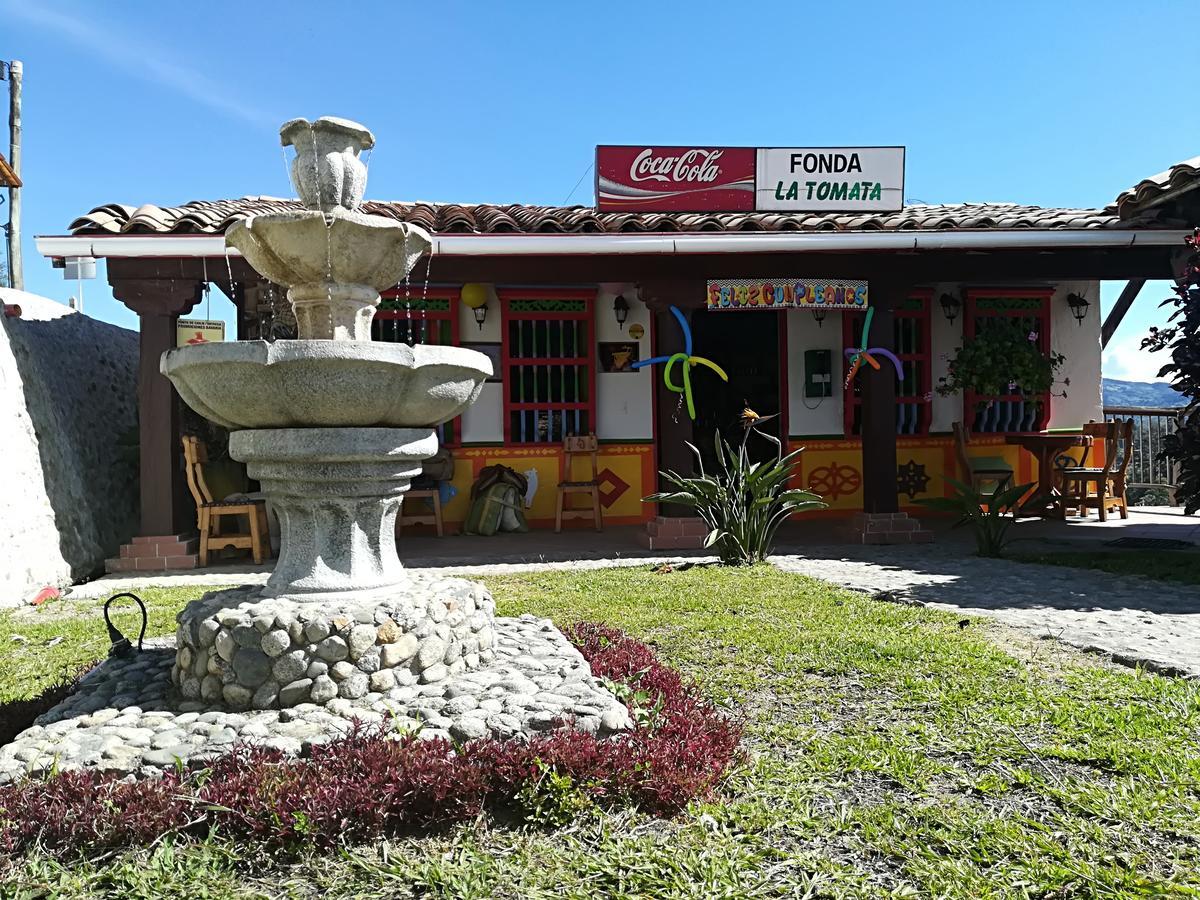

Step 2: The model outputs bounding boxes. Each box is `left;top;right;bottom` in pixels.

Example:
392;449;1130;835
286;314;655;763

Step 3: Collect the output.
936;326;1064;400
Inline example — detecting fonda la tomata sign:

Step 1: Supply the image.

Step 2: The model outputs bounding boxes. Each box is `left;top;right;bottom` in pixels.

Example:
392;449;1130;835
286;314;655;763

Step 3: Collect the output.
595;145;904;213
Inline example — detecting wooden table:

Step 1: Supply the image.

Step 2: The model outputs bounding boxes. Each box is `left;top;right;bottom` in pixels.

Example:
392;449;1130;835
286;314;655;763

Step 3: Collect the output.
1004;432;1092;519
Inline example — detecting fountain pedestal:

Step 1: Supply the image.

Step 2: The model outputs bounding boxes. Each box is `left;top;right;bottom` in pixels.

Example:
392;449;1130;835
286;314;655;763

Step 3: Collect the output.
170;427;501;708
231;427;437;601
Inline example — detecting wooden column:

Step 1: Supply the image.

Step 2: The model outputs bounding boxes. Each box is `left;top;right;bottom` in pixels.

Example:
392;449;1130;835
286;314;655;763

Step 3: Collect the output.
111;278;202;537
640;281;705;490
859;278;909;514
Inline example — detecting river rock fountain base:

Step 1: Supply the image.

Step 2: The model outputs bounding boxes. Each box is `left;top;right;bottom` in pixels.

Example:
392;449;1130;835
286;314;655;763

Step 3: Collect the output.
0;612;632;784
173;575;497;709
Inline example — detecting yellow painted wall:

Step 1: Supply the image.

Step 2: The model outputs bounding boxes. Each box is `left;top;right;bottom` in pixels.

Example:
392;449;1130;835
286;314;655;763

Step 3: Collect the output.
788;435;1037;512
404;443;657;531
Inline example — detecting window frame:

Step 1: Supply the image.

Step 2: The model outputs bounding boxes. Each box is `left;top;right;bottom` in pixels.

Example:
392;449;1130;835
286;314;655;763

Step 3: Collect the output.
842;289;933;438
962;288;1054;434
499;288;597;447
374;287;462;446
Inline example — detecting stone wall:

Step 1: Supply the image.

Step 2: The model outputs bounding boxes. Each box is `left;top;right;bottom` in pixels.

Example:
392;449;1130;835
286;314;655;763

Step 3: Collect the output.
0;289;138;605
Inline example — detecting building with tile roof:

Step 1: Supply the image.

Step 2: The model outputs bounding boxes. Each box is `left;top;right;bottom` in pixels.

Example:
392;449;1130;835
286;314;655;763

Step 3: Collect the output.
34;154;1200;569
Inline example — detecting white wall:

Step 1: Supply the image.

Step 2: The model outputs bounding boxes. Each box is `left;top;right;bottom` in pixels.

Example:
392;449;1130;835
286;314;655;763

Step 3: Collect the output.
1048;280;1103;427
593;284;653;440
785;308;844;436
458;284;503;443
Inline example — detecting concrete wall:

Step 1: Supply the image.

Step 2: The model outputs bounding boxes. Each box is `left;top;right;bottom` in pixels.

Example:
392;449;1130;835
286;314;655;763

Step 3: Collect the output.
0;290;138;605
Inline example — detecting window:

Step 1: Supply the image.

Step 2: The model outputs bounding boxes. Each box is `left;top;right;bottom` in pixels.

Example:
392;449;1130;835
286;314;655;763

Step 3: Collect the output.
500;290;596;444
373;287;461;445
964;289;1053;434
843;290;933;436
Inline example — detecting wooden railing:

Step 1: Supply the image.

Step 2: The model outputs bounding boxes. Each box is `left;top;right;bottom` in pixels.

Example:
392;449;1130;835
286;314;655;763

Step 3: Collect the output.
1103;406;1182;503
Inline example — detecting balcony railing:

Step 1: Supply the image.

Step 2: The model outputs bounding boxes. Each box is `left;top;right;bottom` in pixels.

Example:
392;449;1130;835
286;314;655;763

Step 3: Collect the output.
1103;406;1182;504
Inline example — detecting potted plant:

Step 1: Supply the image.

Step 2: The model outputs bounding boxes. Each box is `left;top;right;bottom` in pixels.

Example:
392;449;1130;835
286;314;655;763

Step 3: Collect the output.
936;326;1065;403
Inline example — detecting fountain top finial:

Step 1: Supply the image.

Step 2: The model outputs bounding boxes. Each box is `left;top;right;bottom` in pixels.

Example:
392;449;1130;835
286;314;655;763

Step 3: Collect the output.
280;117;375;215
280;116;375;152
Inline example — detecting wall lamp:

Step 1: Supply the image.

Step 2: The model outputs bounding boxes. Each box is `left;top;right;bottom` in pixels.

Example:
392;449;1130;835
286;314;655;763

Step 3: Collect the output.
613;294;630;330
1066;292;1090;325
461;283;490;330
811;307;827;327
939;292;962;323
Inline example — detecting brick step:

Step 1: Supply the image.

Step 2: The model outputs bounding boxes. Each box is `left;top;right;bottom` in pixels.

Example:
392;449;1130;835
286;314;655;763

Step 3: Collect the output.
106;553;199;573
646;517;711;539
636;531;708;551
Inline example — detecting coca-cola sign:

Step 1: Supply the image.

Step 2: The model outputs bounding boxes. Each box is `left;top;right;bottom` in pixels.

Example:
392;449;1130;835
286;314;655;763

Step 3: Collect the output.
595;146;755;212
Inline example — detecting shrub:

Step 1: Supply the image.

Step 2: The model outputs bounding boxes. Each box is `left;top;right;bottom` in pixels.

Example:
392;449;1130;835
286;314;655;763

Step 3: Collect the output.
0;623;741;860
645;428;825;565
937;324;1065;400
916;477;1036;558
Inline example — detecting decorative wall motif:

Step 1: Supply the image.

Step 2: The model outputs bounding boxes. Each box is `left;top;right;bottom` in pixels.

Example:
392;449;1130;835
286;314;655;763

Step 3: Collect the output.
807;461;862;500
896;459;930;499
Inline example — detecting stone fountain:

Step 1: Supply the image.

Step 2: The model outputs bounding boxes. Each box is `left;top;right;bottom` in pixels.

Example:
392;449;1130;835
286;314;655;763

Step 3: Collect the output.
160;116;499;709
0;118;629;781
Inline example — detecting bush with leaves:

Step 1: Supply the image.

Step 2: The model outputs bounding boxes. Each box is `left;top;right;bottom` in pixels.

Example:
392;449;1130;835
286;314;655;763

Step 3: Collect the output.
645;427;825;565
1143;227;1200;514
916;477;1036;558
937;323;1065;400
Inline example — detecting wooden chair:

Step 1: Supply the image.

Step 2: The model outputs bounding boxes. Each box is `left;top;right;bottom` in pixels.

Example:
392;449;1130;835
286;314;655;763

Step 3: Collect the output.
1060;419;1133;521
952;422;1014;494
555;434;603;533
398;489;444;537
182;435;270;566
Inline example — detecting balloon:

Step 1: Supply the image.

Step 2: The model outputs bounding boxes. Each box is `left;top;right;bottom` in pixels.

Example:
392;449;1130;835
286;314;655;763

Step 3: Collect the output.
461;283;489;309
630;305;727;420
843;305;905;388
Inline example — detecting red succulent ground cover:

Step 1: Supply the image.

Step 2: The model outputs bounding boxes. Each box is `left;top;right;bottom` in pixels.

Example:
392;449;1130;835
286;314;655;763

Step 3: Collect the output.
0;622;741;859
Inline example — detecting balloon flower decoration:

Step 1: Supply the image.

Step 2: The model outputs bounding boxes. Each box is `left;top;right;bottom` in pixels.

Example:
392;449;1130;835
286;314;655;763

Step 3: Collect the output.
843;306;904;389
631;305;727;420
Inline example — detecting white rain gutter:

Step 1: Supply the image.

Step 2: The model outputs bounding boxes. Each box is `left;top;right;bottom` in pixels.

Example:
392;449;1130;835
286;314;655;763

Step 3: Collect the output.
35;228;1191;260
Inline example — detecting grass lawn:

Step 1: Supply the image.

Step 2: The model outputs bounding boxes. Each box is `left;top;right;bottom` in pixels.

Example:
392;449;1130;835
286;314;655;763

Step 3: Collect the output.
1010;549;1200;587
2;566;1200;898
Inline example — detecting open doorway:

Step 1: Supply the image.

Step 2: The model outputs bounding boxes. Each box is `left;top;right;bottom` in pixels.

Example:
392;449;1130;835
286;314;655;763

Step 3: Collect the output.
690;310;783;467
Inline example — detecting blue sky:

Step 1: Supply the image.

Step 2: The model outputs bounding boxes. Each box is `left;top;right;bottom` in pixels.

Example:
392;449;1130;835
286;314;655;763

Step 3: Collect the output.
1;0;1191;381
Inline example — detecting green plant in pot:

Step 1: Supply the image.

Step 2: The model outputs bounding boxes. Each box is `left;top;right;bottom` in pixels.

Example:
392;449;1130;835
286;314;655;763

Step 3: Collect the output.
936;325;1065;406
645;421;825;566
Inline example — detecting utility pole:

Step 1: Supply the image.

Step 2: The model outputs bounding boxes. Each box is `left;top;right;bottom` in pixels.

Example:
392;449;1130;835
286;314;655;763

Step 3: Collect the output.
5;60;22;291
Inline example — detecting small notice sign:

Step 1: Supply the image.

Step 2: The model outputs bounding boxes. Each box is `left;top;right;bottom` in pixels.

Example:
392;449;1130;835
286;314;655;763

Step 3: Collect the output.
176;319;226;346
706;279;868;311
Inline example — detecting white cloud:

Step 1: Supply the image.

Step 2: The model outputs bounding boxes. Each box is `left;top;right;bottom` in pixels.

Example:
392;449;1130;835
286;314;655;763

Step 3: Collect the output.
1102;333;1172;383
4;2;268;127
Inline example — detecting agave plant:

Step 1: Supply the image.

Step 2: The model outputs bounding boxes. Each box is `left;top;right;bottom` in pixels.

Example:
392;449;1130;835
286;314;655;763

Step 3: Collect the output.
915;477;1036;558
645;427;825;566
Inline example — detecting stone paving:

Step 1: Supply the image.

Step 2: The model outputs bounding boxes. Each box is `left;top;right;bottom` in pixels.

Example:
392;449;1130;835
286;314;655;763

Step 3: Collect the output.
0;614;632;784
774;547;1200;677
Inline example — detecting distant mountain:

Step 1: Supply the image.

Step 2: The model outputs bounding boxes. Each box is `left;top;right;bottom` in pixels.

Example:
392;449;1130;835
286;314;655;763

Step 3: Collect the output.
1102;378;1186;408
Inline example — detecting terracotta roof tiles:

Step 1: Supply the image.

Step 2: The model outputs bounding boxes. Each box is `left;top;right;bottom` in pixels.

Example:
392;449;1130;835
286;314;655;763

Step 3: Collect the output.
66;196;1187;238
1109;156;1200;218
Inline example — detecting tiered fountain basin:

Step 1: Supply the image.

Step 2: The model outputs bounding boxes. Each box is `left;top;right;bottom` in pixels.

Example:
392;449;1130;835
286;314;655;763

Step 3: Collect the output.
162;340;487;430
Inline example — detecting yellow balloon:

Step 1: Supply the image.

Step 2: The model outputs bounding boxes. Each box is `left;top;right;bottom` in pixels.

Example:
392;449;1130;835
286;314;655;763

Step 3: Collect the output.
461;283;489;309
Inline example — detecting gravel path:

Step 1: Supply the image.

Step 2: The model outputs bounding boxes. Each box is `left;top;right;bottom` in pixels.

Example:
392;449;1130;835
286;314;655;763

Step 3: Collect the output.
775;547;1200;676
